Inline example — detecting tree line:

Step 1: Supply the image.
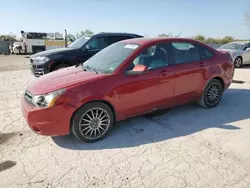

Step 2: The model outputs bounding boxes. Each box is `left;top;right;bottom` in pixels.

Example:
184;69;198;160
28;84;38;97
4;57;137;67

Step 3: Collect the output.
0;30;239;44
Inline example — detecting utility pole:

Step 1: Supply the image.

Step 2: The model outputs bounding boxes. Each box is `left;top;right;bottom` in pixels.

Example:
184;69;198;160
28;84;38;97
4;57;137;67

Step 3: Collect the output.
64;29;68;47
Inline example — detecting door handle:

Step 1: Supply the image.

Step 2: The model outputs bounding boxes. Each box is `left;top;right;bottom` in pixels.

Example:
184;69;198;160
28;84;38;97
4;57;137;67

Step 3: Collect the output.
199;62;205;67
160;70;168;76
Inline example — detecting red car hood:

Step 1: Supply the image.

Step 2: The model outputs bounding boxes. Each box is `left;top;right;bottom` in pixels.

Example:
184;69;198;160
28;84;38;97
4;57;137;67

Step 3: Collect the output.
27;66;107;95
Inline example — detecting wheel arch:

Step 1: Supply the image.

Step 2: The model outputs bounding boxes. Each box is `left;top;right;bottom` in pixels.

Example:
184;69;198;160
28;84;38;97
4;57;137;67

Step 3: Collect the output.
69;99;116;132
212;76;225;91
202;76;225;93
236;55;243;61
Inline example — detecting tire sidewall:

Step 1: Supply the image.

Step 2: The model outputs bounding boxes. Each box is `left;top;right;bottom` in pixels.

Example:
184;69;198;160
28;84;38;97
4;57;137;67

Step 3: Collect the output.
71;102;114;143
202;79;223;108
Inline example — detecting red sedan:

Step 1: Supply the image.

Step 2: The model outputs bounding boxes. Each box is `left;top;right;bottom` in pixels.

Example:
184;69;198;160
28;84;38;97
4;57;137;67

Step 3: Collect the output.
21;38;234;142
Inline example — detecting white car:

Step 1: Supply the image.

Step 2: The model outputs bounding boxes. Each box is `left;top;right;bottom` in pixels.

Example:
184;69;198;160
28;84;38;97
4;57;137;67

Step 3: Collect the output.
218;41;250;68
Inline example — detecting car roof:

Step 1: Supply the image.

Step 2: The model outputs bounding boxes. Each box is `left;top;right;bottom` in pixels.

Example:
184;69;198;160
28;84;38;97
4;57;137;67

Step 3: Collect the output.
230;41;250;44
120;37;200;45
94;32;143;37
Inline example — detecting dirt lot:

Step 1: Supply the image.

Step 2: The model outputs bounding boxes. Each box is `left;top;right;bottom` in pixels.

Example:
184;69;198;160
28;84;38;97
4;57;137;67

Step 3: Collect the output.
1;55;250;188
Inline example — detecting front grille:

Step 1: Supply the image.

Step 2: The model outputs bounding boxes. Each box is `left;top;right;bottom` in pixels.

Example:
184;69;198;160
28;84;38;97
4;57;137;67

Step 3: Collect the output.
29;64;44;77
24;90;33;103
32;69;44;77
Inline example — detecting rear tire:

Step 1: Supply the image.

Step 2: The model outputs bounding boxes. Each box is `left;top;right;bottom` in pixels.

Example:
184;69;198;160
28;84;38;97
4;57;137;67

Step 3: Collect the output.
198;79;223;108
234;56;242;68
71;102;114;143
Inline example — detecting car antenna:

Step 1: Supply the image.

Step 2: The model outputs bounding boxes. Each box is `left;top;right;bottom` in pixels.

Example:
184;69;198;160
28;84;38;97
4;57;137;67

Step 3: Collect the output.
176;29;184;37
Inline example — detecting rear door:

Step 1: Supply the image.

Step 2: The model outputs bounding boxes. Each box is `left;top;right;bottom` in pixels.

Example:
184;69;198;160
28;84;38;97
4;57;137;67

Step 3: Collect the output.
170;41;205;103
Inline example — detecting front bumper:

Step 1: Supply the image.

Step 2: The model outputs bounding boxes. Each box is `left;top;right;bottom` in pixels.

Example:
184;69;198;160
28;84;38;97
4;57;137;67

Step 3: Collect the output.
30;63;49;77
21;95;76;136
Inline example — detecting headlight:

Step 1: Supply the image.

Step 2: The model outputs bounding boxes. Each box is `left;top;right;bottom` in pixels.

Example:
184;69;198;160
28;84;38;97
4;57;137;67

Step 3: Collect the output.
229;52;237;57
32;88;66;108
32;56;50;64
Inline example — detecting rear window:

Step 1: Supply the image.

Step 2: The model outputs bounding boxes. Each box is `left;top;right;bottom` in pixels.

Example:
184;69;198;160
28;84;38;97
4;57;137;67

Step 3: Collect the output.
198;45;214;60
171;42;200;64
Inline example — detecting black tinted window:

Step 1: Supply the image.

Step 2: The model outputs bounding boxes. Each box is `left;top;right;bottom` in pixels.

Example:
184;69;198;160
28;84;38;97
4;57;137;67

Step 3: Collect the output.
111;35;135;44
244;43;250;50
88;36;110;49
172;42;200;64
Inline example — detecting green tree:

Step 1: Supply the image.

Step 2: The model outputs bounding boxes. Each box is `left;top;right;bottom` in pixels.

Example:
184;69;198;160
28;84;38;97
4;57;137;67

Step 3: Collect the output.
220;36;234;44
204;37;218;44
76;29;94;38
158;32;172;37
0;33;17;41
193;34;205;42
67;33;76;42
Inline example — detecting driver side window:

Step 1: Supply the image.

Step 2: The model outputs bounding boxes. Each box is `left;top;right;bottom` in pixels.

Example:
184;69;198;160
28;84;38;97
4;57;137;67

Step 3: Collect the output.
87;36;110;50
244;43;250;50
126;44;169;71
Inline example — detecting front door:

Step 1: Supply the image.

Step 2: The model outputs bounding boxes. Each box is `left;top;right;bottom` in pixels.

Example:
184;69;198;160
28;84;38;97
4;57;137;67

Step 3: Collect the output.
114;43;175;118
242;43;250;64
78;36;111;63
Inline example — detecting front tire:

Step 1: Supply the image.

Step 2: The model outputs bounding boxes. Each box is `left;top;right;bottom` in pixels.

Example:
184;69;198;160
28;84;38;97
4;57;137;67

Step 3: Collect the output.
71;102;114;143
198;79;223;108
234;56;242;68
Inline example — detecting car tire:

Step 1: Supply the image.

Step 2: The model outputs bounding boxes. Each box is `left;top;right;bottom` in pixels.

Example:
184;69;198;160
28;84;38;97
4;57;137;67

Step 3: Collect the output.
234;56;242;68
51;64;68;71
198;79;223;108
71;102;114;143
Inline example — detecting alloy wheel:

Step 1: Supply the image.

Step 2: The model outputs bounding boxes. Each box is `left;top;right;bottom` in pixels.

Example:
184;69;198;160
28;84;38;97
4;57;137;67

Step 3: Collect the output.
78;108;111;140
205;83;221;106
234;57;242;68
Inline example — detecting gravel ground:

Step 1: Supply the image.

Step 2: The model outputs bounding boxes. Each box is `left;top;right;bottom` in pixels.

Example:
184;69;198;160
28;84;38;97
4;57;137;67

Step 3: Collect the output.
0;55;250;188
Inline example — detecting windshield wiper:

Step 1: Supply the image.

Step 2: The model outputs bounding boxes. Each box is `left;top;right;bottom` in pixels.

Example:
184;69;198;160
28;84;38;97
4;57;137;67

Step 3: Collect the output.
83;65;98;74
75;63;83;68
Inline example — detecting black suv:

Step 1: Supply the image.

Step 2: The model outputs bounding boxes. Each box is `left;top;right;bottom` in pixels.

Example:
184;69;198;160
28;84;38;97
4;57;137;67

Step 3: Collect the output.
29;32;143;77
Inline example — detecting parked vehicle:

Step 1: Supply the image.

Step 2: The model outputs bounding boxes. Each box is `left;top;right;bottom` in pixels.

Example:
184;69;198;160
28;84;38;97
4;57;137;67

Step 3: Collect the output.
10;42;23;54
218;41;250;68
29;32;143;77
20;31;67;54
21;37;234;143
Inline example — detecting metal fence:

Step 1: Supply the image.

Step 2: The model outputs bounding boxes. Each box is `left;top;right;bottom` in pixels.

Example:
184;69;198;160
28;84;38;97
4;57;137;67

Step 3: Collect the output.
207;44;223;49
0;40;13;54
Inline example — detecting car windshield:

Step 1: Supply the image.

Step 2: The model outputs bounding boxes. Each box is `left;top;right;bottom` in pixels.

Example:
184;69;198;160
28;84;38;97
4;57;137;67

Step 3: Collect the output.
219;42;246;50
83;42;139;74
68;35;92;48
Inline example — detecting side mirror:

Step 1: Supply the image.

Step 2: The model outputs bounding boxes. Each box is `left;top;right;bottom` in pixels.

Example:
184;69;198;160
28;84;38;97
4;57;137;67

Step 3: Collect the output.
246;48;250;51
126;64;148;75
